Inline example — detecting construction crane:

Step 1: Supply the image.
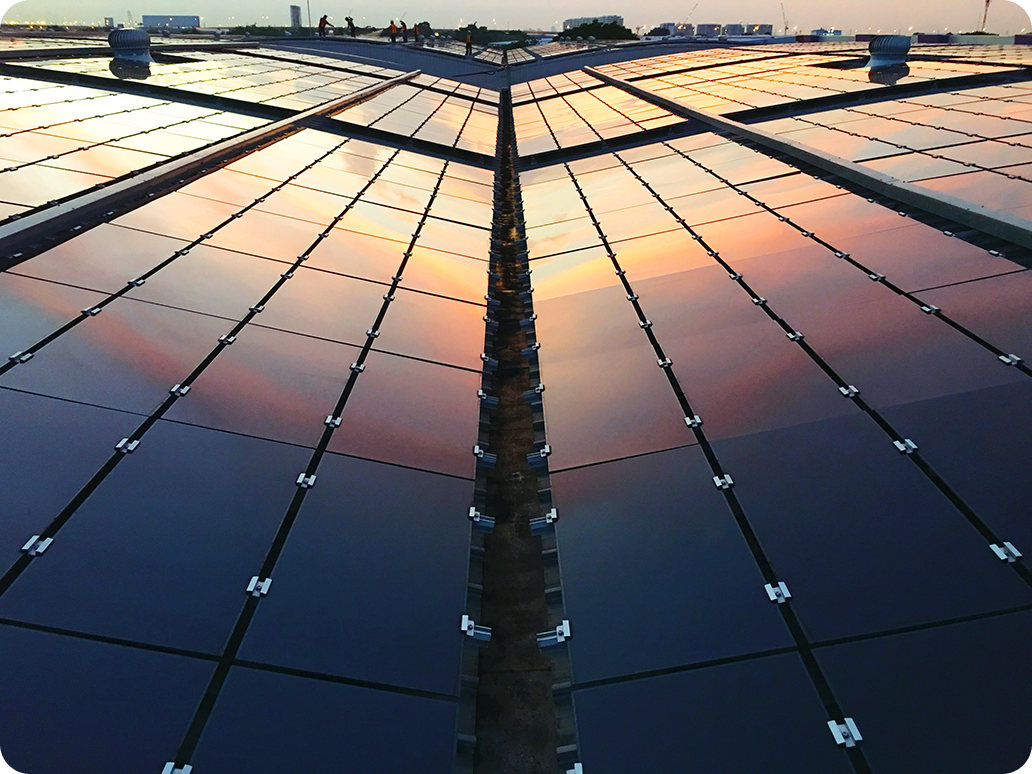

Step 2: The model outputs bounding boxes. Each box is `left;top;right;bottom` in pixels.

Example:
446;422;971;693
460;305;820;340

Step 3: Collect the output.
981;0;992;31
681;3;699;27
781;2;790;34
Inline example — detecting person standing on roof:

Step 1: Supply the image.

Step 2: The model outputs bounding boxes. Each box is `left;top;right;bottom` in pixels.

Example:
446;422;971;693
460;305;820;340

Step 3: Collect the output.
400;20;408;42
318;14;329;36
389;20;397;42
345;15;356;36
465;29;473;55
413;22;420;43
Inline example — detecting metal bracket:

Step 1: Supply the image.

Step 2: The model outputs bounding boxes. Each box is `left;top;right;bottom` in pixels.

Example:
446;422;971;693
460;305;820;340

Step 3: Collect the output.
839;385;860;398
657;357;672;368
81;306;102;316
538;620;572;649
999;354;1023;366
468;507;495;531
626;293;639;302
461;614;492;644
567;765;583;774
764;581;792;604
218;334;236;345
786;331;804;341
280;270;294;279
296;473;317;489
828;718;863;748
729;271;742;280
639;319;653;329
115;438;139;454
990;542;1023;563
350;362;365;374
752;297;767;306
21;535;53;557
366;329;380;338
713;474;734;490
893;439;919;454
920;304;940;315
161;764;193;774
170;383;190;397
324;415;342;427
246;576;272;597
530;508;559;534
868;272;885;281
8;351;33;364
128;278;146;287
383;293;395;301
684;415;703;428
473;445;498;467
249;304;264;313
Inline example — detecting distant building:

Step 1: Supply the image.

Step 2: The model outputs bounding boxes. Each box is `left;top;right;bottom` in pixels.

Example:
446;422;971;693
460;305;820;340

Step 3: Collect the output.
656;22;693;37
722;23;745;36
289;5;302;28
696;23;721;37
812;27;843;36
563;15;624;30
103;16;115;28
141;15;200;29
746;23;773;35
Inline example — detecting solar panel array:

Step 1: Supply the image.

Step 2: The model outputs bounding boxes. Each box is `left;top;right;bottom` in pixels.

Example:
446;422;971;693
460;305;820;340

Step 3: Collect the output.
0;35;1030;774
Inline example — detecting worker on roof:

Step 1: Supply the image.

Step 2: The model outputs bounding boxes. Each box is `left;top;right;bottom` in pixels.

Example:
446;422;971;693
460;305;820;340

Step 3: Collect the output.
389;20;397;43
318;15;329;37
401;20;408;42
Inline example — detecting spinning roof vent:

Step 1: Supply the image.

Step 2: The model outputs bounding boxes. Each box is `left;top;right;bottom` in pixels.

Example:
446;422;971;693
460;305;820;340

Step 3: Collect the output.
108;28;153;63
867;34;911;69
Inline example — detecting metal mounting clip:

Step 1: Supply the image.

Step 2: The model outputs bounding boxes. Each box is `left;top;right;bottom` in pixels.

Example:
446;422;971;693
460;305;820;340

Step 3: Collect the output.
461;614;492;644
538;620;572;649
893;439;918;454
246;576;272;597
218;334;236;345
8;351;33;364
684;415;703;428
296;473;317;489
161;764;193;774
350;362;365;373
786;331;804;341
530;508;559;534
170;384;190;397
764;582;792;604
839;385;860;398
325;415;342;427
828;718;863;748
469;507;495;531
21;535;53;557
713;474;734;490
115;438;139;454
658;357;672;369
81;306;102;317
990;542;1023;563
920;304;940;315
999;354;1023;366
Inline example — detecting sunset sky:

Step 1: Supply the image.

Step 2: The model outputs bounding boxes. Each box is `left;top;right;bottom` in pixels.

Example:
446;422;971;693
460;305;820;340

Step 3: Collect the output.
3;0;1031;33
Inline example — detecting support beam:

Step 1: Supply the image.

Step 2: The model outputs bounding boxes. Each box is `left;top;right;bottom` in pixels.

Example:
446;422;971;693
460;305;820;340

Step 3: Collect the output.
0;70;419;268
585;65;1032;252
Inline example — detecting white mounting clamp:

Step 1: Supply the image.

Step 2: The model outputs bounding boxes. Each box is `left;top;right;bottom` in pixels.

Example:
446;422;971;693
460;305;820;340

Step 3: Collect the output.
21;535;53;557
828;718;863;748
246;576;272;597
538;619;572;649
990;542;1023;563
764;582;792;604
